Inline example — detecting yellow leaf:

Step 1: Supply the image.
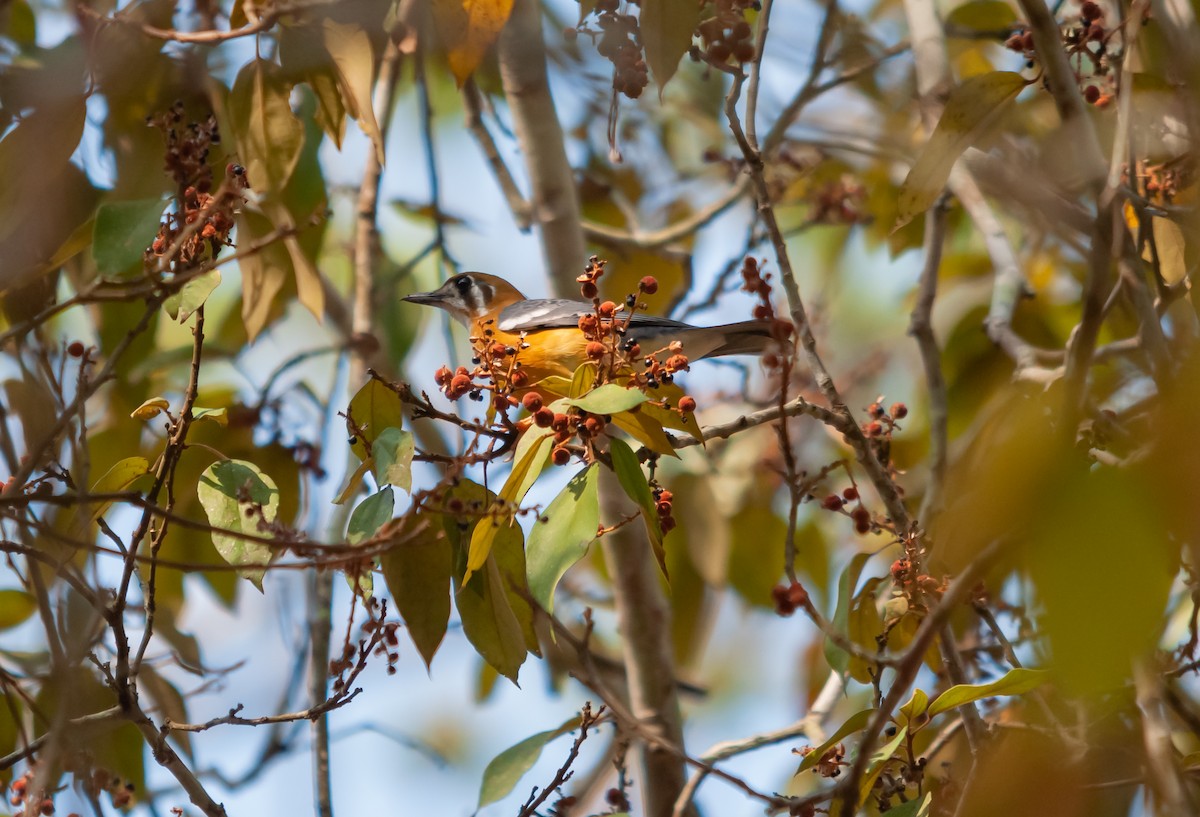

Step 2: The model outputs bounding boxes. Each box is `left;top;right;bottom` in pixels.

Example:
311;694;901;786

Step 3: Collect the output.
90;457;150;521
431;0;515;87
229;59;304;196
237;211;289;341
1151;216;1187;285
322;21;384;165
894;71;1028;231
464;429;553;582
264;201;324;321
130;397;170;421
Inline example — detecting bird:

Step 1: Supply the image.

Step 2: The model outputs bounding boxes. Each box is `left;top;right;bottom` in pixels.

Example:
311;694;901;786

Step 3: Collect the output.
403;271;784;387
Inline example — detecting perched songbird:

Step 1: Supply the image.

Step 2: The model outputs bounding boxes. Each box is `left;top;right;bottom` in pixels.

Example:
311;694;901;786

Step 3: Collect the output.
403;272;782;385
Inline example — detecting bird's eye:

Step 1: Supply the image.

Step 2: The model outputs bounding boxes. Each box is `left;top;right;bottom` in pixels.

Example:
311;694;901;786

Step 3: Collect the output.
454;276;472;292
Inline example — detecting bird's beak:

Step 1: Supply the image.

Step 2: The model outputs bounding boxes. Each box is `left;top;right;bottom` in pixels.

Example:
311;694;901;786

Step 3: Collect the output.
402;290;443;307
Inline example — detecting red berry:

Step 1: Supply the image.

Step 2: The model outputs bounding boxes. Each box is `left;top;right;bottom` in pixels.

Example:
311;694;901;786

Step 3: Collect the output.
852;507;871;534
639;276;659;295
865;421;883;437
889;402;908;420
1084;85;1101;104
678;395;697;413
551;446;571;466
821;494;844;511
586;341;607;360
786;581;809;606
522;393;543;412
598;301;617;317
842;486;859;501
534;408;555;427
551;413;570;432
434;365;453;386
581;281;599;300
66;341;85;358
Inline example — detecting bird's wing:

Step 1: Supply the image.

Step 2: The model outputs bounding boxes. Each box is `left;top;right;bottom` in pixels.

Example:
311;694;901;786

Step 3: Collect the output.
497;299;693;334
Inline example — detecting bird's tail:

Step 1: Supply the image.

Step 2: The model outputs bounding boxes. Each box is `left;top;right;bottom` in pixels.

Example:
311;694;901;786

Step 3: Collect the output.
680;320;790;361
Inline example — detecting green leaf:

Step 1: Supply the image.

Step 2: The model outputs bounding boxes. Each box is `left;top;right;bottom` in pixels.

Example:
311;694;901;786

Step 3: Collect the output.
824;552;870;675
197;459;278;590
164;270;221;322
0;590;36;630
526;464;601;613
856;725;908;809
92;197;167;277
381;516;454;670
191;407;228;426
641;0;701;91
883;793;932;817
347;379;405;461
229;58;303;195
456;553;529;683
795;709;872;773
927;668;1050;718
608;437;666;575
568;383;650;415
464;428;553;582
348;487;394;545
894;71;1028;230
371;427;414;492
899;688;929;725
478;714;582;808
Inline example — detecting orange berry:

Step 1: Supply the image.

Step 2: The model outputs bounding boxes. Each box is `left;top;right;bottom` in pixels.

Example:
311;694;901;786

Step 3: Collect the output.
586;341;606;359
678;395;697;413
434;366;453;386
639;276;658;294
551;446;571;466
598;301;617;317
889;402;908;419
522;393;543;412
534;408;555;427
865;421;883;437
581;281;599;300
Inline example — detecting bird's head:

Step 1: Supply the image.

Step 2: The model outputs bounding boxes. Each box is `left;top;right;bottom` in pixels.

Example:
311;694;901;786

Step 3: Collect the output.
402;272;525;327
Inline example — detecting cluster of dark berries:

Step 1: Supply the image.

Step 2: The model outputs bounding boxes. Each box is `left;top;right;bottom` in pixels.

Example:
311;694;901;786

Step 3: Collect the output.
771;580;809;616
697;0;759;64
653;486;676;534
809;175;868;225
583;1;650;99
741;257;794;368
146;105;248;269
332;597;400;686
820;485;872;534
523;392;610;466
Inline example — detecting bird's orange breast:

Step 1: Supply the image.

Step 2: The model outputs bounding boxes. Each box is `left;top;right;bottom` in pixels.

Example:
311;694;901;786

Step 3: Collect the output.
472;318;591;387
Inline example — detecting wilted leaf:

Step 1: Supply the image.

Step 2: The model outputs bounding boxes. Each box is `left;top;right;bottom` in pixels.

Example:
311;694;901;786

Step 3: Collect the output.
431;0;515;86
526;464;600;613
464;428;553;581
130;397;170;421
609;437;666;575
568;383;649;415
641;0;700;91
197;459;278;590
894;71;1027;230
927;667;1049;718
371;427;414;492
92;197;167;278
164;270;222;322
229;58;303;195
478;715;582;807
381;516;454;670
322;20;384;164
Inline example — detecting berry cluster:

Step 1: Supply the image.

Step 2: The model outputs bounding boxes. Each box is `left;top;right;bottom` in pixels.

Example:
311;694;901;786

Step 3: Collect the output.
819;484;874;534
1004;0;1126;107
1128;158;1194;204
331;597;400;688
523;391;610;466
771;579;809;616
740;257;794;369
809;175;868;225
580;0;650;99
7;769;57;816
794;741;846;778
889;539;948;615
697;0;759;64
652;486;676;534
146;105;249;269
